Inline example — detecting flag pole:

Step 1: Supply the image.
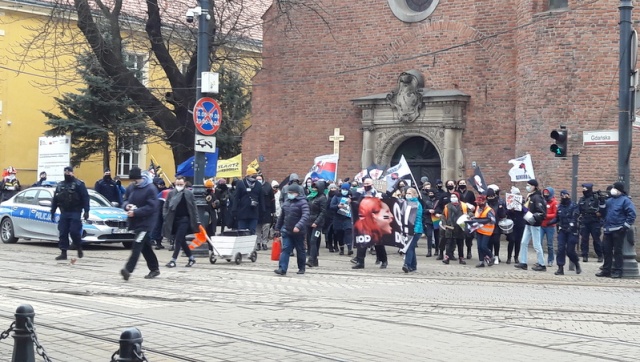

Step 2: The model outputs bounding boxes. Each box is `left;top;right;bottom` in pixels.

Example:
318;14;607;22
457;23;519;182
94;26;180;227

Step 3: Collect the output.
150;154;172;185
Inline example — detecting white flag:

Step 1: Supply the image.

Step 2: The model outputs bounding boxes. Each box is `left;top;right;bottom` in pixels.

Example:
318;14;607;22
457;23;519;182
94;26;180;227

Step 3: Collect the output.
508;154;536;182
384;155;413;191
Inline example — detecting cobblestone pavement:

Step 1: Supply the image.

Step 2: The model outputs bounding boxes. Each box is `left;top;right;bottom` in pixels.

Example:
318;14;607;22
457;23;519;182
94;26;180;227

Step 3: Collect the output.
0;240;639;361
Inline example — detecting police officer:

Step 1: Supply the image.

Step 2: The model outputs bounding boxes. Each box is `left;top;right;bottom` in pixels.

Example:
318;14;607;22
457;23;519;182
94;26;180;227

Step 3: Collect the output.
50;166;90;261
94;168;123;206
577;183;604;262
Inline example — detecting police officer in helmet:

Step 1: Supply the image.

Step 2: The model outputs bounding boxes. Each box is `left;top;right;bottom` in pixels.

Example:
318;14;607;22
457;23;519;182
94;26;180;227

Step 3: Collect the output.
50;166;90;261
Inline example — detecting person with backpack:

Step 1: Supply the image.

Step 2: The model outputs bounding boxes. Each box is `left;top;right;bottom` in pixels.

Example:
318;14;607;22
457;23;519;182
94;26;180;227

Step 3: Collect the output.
50;166;90;261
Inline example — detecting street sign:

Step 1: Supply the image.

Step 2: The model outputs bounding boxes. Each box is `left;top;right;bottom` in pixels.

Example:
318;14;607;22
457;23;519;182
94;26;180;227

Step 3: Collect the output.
194;135;217;153
202;72;219;94
583;130;618;146
193;97;222;135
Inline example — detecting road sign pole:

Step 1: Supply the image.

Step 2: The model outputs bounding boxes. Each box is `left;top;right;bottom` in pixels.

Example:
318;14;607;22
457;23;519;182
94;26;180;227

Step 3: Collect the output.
192;0;210;254
619;0;639;278
194;0;210;185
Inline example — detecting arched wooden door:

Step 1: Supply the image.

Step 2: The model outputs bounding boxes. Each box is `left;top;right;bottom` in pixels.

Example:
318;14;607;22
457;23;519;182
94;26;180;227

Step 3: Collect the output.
391;136;442;184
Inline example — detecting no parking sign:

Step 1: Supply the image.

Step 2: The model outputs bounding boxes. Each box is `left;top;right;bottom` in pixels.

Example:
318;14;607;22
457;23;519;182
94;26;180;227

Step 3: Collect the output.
193;97;222;136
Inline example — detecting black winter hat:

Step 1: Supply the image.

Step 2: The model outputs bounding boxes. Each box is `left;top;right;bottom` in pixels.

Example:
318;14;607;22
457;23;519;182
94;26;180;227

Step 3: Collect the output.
527;179;539;187
129;167;142;180
63;166;73;173
613;181;626;194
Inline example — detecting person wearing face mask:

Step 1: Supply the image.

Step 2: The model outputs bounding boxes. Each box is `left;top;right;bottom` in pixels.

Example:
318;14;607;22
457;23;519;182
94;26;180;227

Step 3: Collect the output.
486;187;506;264
596;182;637;278
50;166;90;261
434;180;456;260
232;167;265;235
555;190;582;275
424;188;438;257
120;167;161;280
33;171;47;187
471;194;496;267
506;187;526;264
214;179;231;234
440;191;468;265
305;177;314;195
458;179;476;259
514;179;547;271
401;188;423;273
425;189;442;257
306;181;327;267
255;174;276;251
273;184;310;275
324;183;338;252
280;173;302;204
94;168;123;207
329;182;355;257
163;176;199;268
540;187;558;267
577;183;604;263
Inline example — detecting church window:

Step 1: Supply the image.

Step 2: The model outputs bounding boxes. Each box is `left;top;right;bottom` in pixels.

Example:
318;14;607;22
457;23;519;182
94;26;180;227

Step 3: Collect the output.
548;0;568;10
388;0;439;23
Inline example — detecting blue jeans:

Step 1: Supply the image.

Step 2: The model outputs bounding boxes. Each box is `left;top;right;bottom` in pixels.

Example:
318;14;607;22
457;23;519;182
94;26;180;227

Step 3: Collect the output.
519;225;545;265
278;230;306;273
237;219;258;235
404;234;420;270
540;226;555;264
476;233;494;260
58;211;82;250
556;230;579;266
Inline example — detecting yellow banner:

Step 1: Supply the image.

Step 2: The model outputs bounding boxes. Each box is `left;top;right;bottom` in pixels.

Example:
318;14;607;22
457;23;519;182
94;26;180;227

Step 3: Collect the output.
216;154;242;178
248;158;260;171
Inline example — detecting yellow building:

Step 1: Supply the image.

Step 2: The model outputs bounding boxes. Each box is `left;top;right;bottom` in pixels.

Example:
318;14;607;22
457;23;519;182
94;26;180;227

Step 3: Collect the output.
0;0;264;186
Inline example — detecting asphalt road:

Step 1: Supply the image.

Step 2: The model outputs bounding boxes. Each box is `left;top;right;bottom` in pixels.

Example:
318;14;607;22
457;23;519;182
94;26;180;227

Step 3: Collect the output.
0;239;639;361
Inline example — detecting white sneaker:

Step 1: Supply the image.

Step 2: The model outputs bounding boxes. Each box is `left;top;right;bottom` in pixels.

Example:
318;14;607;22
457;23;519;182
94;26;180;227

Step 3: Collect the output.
494;256;500;265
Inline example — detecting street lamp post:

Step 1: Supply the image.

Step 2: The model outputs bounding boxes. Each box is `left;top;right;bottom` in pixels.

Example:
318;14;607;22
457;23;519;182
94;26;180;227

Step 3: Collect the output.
192;0;210;255
618;0;639;277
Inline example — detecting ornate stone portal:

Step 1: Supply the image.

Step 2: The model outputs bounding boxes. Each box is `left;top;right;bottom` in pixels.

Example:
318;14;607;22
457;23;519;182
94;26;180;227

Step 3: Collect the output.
352;70;470;181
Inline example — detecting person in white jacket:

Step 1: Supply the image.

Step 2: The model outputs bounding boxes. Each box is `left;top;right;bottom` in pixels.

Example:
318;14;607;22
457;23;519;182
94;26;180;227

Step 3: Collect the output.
272;180;281;218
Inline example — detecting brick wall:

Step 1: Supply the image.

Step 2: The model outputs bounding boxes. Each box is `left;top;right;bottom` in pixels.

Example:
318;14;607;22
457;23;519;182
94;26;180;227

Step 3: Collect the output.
246;0;640;198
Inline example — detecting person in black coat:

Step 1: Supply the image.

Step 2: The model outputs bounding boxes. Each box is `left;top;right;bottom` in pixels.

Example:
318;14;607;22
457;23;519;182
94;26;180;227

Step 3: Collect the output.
457;179;476;259
120;167;160;280
255;174;275;250
306;180;327;267
324;184;338;252
94;168;123;206
232;167;265;235
215;179;232;234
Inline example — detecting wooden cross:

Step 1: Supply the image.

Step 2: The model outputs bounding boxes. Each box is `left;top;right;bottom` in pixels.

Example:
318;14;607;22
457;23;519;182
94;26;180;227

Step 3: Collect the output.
329;128;345;156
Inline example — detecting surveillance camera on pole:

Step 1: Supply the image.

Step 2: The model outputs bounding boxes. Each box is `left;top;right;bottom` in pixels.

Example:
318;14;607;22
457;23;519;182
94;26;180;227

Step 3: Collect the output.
186;6;210;23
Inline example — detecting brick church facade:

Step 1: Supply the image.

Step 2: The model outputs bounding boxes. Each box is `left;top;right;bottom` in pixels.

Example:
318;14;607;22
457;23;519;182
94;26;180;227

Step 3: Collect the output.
243;0;639;194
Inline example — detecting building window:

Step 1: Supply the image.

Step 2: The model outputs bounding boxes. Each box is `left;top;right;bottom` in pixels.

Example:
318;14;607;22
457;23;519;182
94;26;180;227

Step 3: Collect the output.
549;0;568;10
117;137;141;177
123;52;147;82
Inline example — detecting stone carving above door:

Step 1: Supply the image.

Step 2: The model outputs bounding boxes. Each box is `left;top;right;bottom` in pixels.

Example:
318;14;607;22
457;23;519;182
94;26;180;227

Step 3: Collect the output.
386;70;424;123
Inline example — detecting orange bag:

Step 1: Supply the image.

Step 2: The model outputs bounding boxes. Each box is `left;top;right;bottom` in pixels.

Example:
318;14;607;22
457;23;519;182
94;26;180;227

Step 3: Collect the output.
271;236;282;261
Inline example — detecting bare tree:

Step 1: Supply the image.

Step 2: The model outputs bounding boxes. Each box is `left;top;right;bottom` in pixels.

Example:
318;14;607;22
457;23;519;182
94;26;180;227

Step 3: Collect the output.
6;0;268;167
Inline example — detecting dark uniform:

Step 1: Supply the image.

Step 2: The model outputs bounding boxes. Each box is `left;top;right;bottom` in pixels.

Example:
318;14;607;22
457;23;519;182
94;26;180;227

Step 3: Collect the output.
50;166;90;260
577;183;603;262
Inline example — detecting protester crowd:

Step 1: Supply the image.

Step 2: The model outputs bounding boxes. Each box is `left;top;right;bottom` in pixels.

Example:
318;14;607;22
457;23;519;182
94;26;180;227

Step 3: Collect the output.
33;163;637;280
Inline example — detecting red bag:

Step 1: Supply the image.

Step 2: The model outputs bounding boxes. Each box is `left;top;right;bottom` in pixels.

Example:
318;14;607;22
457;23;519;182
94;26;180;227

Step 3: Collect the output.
271;236;282;261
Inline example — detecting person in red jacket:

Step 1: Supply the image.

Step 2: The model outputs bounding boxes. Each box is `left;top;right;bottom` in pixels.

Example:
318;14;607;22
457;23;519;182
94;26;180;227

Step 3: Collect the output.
540;187;558;267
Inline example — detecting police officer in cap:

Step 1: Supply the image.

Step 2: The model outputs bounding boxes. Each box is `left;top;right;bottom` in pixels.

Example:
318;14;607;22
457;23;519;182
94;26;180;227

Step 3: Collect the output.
578;183;604;262
51;166;90;260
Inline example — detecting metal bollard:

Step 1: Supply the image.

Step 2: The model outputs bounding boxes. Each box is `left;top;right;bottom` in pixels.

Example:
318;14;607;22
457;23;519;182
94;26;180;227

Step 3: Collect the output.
114;327;145;362
12;304;35;362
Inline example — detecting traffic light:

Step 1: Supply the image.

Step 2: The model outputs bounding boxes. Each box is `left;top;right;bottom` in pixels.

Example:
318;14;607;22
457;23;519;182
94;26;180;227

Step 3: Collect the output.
550;128;568;157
